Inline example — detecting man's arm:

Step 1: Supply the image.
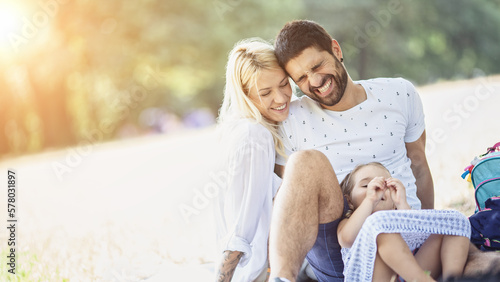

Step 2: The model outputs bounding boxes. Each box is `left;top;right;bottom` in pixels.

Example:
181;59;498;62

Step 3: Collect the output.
215;250;243;282
405;130;434;209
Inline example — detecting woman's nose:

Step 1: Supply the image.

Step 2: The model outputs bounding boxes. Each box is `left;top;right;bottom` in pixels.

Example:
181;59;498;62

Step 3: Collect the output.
274;90;288;103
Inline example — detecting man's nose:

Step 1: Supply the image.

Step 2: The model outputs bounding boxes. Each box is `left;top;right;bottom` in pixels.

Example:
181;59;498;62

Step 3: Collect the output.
308;72;322;88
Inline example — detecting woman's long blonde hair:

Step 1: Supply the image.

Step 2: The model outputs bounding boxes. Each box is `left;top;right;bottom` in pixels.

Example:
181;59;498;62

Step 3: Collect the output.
218;38;287;158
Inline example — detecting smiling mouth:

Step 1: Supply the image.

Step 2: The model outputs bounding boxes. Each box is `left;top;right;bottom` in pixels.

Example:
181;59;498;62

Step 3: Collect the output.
315;77;332;97
272;103;287;111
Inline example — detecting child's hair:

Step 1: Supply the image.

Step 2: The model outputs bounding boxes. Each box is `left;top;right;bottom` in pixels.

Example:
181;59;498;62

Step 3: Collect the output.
340;162;390;218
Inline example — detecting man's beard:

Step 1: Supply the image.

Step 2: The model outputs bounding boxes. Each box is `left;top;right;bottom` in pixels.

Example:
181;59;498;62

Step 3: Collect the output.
308;60;348;107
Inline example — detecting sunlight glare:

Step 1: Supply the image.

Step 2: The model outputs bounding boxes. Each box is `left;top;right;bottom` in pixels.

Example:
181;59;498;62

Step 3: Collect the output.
0;3;25;50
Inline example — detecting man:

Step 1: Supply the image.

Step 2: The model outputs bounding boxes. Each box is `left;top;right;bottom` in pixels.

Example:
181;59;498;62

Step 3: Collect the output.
268;20;497;282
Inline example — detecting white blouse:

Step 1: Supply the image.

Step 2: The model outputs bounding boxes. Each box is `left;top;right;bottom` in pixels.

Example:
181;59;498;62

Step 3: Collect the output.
214;119;282;282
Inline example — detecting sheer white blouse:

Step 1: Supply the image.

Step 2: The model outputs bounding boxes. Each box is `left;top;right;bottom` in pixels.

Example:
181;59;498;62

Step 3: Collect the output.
214;119;282;281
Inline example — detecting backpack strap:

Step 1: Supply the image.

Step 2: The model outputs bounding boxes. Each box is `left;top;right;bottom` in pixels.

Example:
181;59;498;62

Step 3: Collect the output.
481;142;500;157
462;142;500;181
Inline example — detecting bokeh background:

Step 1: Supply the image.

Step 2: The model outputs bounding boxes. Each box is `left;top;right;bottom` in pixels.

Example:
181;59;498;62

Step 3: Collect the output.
0;0;499;280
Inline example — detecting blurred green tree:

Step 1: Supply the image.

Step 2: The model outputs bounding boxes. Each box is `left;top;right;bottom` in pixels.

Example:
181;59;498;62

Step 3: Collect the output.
1;0;500;158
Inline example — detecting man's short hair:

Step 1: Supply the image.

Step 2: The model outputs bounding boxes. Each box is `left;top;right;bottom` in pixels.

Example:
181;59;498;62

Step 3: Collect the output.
274;20;333;70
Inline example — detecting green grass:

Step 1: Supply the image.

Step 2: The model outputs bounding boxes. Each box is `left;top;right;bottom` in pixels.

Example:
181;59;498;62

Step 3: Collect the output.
0;248;68;282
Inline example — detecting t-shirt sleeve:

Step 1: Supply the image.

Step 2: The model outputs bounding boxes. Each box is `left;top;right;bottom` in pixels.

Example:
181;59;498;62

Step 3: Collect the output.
276;118;296;166
403;79;426;143
222;125;275;266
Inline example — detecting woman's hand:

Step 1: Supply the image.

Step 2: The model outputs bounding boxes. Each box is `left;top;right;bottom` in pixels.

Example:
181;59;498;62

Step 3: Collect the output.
386;177;411;210
216;250;243;282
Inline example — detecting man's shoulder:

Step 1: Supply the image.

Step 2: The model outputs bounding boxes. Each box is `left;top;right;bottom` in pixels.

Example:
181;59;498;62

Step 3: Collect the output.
358;77;417;98
357;77;411;88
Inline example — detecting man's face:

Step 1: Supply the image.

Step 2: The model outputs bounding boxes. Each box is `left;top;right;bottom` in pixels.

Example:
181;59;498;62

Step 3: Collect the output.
285;47;348;108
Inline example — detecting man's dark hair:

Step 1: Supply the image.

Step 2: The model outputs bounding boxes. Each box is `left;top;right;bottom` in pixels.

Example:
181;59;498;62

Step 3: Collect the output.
274;20;333;69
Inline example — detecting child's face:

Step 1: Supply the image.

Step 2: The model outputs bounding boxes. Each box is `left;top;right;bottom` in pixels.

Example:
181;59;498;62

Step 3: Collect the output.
349;165;395;212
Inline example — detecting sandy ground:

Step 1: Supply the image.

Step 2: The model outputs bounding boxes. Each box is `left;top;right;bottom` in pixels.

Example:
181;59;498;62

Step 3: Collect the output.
0;75;499;281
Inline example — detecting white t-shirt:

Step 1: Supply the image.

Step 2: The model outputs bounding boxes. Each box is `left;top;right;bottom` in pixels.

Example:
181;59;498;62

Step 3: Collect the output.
214;119;282;281
276;77;425;209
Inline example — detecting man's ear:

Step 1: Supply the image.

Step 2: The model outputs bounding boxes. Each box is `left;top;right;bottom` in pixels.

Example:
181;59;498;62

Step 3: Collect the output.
331;39;343;62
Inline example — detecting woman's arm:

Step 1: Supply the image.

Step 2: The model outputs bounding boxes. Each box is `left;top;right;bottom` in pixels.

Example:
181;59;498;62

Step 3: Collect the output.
216;250;243;282
274;164;285;178
337;177;386;248
215;123;276;279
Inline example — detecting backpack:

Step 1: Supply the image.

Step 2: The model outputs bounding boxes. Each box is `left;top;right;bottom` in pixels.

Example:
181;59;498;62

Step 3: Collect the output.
462;142;500;211
462;142;500;251
468;197;500;251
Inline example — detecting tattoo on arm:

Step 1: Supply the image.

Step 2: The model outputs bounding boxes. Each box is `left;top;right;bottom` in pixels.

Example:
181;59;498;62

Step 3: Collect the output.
216;250;243;282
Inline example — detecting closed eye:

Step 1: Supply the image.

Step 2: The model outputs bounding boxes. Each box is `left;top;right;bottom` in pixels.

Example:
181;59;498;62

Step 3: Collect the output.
295;75;306;84
311;61;323;71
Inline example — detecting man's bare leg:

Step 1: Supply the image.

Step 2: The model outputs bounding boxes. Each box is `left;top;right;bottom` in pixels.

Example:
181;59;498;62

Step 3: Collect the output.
440;235;469;280
463;243;500;276
269;150;345;281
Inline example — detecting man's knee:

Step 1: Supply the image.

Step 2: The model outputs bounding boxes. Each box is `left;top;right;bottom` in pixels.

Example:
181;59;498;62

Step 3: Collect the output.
287;149;331;172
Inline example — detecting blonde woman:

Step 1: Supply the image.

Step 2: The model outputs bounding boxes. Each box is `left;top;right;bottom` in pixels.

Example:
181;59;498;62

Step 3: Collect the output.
214;38;292;282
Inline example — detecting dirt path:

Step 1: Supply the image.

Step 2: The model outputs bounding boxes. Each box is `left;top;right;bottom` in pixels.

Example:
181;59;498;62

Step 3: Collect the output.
0;75;499;281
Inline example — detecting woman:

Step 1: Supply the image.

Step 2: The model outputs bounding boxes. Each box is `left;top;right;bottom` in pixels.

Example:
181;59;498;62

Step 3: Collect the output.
214;38;292;282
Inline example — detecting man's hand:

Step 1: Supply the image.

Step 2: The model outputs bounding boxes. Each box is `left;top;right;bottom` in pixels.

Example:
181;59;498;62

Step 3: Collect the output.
386;178;411;210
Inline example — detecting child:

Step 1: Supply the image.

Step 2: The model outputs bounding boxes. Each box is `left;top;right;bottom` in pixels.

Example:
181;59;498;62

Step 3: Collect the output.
337;162;470;282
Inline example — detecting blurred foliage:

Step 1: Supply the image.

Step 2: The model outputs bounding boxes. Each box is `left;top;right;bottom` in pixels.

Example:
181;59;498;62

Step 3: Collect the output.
0;0;499;158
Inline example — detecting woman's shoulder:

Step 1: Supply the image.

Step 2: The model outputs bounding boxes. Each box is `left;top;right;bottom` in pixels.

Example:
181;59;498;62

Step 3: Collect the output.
216;118;275;166
218;118;273;145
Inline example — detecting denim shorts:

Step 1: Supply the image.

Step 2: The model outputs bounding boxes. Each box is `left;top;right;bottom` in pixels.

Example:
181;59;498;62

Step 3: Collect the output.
305;196;349;282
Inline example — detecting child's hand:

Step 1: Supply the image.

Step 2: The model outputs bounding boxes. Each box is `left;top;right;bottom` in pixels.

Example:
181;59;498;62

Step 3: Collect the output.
386;178;411;210
366;176;387;206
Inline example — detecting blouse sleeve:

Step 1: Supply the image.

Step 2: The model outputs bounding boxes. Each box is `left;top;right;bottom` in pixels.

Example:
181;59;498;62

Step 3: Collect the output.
221;123;276;266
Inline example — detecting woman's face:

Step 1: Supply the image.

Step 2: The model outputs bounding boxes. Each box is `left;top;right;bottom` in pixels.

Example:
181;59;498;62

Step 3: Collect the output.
248;68;292;123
